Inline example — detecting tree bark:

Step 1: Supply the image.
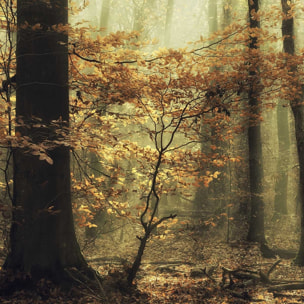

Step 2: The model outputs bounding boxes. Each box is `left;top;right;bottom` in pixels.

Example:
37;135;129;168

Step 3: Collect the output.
273;0;292;216
4;0;87;281
127;234;148;286
280;0;304;265
292;104;304;265
246;0;266;244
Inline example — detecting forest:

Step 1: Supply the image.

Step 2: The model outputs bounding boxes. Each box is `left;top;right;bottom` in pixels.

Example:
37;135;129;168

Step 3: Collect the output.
1;0;304;303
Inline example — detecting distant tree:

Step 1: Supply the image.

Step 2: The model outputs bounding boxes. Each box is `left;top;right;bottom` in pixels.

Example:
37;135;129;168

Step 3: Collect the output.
3;0;90;284
131;0;157;41
274;102;290;215
246;0;266;244
100;0;110;32
208;0;218;34
193;0;228;231
164;0;174;46
223;0;232;25
271;0;291;216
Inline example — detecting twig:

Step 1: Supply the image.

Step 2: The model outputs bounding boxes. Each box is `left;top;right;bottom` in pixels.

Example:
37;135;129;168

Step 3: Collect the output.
65;268;106;302
92;271;108;304
268;283;304;292
267;259;281;278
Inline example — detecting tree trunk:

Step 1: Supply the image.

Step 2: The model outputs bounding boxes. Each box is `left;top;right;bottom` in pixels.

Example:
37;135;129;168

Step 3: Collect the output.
127;234;148;286
223;0;232;26
246;0;266;244
4;0;87;281
274;104;290;215
100;0;110;32
133;1;144;33
192;0;219;229
280;0;304;265
164;0;174;46
272;0;292;217
208;0;217;34
292;106;304;265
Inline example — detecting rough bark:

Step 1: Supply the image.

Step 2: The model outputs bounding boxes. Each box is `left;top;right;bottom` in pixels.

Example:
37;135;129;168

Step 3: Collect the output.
246;0;266;244
273;0;292;216
292;104;304;265
4;0;87;281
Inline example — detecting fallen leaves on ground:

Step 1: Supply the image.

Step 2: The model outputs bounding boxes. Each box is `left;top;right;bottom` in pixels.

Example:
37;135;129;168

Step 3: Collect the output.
1;230;304;303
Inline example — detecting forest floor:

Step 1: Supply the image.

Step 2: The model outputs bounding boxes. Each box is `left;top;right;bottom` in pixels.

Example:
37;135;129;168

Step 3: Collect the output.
0;221;304;303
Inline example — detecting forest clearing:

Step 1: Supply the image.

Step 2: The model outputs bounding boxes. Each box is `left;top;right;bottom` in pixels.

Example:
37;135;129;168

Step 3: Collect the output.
2;0;304;303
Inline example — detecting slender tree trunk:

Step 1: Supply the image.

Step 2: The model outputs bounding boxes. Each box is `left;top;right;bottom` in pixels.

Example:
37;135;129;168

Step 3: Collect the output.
133;1;144;33
192;0;219;225
4;0;87;281
280;0;304;265
164;0;174;46
208;0;217;34
100;0;110;32
193;0;221;227
127;234;148;285
274;104;290;215
246;0;266;244
223;0;232;26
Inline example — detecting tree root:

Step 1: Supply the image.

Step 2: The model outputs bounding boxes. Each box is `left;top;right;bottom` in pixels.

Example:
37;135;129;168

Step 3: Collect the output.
0;265;98;296
260;243;297;259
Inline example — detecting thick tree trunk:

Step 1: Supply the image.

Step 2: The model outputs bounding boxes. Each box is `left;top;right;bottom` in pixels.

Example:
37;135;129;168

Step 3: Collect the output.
280;0;304;265
292;107;304;265
281;0;304;266
4;0;87;280
246;0;266;244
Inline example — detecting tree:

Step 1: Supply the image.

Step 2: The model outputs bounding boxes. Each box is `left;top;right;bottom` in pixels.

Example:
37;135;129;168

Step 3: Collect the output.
3;0;89;283
130;0;158;42
280;0;304;265
246;0;266;244
100;0;110;32
274;101;290;215
164;0;174;46
208;0;218;34
193;0;232;234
